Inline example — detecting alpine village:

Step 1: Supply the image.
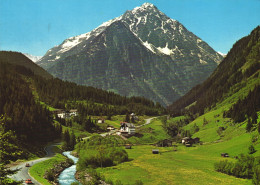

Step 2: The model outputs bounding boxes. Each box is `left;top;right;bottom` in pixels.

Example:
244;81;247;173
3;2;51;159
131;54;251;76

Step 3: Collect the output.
1;2;260;185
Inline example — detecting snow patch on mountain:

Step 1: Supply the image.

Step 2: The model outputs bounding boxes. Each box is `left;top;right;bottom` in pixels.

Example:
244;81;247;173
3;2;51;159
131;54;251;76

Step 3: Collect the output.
23;53;42;62
217;51;226;57
157;43;173;55
143;41;156;53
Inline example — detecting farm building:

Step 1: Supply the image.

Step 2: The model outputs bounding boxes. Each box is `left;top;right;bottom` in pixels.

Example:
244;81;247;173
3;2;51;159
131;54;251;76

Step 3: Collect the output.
152;149;159;154
182;137;200;146
125;144;132;149
221;153;229;157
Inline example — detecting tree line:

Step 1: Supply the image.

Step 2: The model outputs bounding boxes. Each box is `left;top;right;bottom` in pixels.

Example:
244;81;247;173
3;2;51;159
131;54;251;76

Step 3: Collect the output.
33;75;165;116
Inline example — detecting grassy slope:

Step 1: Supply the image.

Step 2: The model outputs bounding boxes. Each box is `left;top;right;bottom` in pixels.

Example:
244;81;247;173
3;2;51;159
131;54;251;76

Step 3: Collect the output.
183;71;260;145
97;118;251;185
128;118;169;144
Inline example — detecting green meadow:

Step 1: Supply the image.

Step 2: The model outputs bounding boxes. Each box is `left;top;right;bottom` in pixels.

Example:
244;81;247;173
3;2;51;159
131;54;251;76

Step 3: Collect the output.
96;118;255;185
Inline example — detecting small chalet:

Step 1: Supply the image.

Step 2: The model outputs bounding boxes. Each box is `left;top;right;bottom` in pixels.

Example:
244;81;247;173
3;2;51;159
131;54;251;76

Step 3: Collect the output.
120;122;135;135
107;126;115;131
130;113;139;121
57;109;78;119
57;110;70;119
182;137;192;144
97;118;105;124
69;109;78;117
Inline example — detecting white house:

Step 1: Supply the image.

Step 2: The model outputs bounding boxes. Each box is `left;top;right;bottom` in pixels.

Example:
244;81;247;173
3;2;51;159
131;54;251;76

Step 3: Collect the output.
97;118;105;124
69;109;78;117
120;122;135;135
57;109;78;119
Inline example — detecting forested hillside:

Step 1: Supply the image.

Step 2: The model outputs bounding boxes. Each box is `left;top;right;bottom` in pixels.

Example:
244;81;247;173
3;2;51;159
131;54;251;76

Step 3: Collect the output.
0;51;165;158
0;62;61;157
168;26;260;119
0;51;52;79
33;77;165;116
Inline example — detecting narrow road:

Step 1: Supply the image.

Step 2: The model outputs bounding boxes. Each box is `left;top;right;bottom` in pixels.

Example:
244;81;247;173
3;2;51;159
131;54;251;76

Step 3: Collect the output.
137;117;157;128
9;143;60;185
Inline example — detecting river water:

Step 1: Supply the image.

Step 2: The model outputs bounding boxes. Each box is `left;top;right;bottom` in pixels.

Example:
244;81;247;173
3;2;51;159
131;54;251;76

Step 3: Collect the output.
59;151;81;185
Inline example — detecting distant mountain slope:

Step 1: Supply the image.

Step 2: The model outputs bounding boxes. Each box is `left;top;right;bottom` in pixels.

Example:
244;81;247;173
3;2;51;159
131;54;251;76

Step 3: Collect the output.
23;53;42;62
38;3;223;106
0;51;52;79
168;26;260;116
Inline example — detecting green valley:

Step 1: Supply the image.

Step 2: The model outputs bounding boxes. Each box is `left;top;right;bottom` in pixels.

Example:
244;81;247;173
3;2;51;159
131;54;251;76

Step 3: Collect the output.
0;14;259;185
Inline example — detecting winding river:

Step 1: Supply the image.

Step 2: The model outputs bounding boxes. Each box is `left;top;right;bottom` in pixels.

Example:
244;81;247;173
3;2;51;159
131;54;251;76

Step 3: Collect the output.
59;151;81;185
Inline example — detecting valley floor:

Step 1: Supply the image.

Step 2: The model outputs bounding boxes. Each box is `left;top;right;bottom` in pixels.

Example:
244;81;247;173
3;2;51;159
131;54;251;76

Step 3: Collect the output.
96;144;251;185
95;117;254;185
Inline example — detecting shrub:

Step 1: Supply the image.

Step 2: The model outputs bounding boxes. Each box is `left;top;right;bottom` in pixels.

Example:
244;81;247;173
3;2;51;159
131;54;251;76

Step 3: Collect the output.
215;154;258;179
45;169;54;182
253;165;260;185
77;135;128;169
249;145;257;154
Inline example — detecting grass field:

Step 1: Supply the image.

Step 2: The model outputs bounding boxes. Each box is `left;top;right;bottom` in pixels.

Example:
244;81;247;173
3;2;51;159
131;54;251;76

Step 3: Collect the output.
97;144;251;185
96;118;253;185
29;154;67;185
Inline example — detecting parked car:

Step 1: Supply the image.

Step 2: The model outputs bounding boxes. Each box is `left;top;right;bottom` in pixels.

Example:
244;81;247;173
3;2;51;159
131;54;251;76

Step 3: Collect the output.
25;163;30;167
25;179;33;184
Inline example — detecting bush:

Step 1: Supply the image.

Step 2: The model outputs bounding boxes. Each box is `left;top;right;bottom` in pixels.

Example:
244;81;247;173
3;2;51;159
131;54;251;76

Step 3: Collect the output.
253;165;260;185
249;145;257;154
215;154;258;179
45;169;54;181
77;135;128;169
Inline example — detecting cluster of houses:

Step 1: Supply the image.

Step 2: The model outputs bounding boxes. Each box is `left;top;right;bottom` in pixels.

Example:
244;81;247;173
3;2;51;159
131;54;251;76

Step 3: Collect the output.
54;109;78;119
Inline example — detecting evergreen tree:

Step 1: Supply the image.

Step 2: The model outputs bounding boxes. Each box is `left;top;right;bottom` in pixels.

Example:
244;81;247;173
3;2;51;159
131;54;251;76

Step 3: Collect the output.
246;118;253;132
0;116;22;185
125;113;130;122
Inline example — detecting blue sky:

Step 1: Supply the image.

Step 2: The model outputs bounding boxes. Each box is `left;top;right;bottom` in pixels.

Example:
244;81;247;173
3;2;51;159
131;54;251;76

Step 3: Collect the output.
0;0;259;56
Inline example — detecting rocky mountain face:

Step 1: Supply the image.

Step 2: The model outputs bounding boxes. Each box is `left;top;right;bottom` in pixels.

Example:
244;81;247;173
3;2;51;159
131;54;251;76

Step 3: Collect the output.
38;3;223;106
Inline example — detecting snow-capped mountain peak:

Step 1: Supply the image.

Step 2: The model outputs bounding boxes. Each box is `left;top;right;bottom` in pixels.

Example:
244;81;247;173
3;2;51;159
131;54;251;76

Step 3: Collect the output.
38;2;223;106
142;2;155;8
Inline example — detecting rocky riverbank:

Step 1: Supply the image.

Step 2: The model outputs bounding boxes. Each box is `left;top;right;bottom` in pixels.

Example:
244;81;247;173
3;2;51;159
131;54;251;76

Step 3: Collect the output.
44;157;74;184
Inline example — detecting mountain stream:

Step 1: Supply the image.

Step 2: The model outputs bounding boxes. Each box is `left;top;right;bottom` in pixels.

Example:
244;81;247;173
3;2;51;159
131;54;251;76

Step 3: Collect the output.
58;151;81;185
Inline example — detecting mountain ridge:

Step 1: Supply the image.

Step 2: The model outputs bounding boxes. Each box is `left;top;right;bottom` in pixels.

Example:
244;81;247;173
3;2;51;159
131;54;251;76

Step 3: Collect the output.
38;3;223;106
0;51;52;79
